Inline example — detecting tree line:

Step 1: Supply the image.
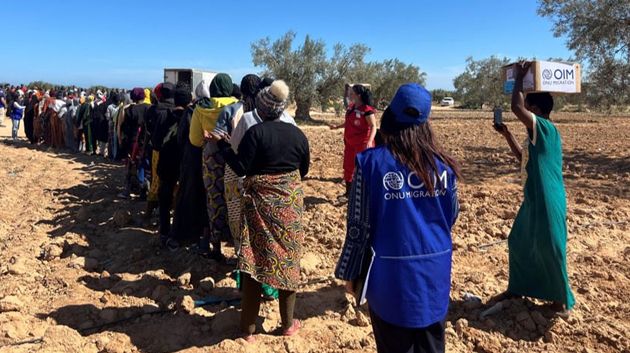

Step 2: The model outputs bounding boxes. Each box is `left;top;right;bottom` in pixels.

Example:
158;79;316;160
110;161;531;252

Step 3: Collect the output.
252;1;628;115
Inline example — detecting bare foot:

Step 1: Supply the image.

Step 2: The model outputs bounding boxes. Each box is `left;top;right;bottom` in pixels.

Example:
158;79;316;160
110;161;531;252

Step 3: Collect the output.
240;333;256;343
282;319;302;336
551;302;571;318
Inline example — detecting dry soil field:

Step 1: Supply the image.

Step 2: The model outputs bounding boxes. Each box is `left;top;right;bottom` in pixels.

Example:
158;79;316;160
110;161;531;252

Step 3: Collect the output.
0;110;628;353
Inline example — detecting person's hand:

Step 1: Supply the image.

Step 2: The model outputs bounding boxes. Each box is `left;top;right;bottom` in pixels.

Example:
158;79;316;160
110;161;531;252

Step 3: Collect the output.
493;123;509;136
514;61;532;79
328;123;337;130
203;130;223;142
344;281;355;296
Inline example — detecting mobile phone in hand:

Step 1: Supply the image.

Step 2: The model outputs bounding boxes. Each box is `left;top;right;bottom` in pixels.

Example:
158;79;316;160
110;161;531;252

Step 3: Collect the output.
493;107;503;126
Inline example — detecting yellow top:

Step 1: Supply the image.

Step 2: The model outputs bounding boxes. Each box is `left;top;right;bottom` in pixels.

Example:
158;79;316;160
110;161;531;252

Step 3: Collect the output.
189;97;239;147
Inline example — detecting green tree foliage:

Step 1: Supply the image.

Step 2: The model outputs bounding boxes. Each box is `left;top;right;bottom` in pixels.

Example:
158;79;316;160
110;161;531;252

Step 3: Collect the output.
27;81;56;91
361;59;427;108
251;31;425;119
453;56;511;109
538;0;630;109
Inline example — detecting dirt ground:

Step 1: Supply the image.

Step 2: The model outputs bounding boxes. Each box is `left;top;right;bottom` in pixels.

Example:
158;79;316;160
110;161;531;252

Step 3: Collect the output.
0;110;628;353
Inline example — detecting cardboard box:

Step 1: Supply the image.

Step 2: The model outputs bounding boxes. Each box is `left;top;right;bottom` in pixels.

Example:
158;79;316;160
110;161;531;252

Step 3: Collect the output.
503;60;581;94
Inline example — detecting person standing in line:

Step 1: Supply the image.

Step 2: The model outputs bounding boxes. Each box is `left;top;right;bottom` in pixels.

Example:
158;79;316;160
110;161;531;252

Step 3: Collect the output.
218;80;310;341
23;90;38;144
189;74;239;260
335;84;461;353
49;92;66;148
227;76;296;300
93;91;110;157
0;87;7;127
118;88;151;199
154;85;189;246
145;83;166;217
105;92;122;159
167;82;207;250
65;98;80;151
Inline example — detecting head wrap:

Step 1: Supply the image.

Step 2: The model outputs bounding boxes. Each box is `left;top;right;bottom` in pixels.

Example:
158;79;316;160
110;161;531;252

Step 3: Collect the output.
130;87;145;102
195;80;210;99
241;74;261;98
143;88;152;105
209;73;233;98
111;92;121;105
160;82;175;101
174;86;192;107
240;74;262;112
255;80;289;120
153;83;163;101
259;77;274;89
231;84;242;100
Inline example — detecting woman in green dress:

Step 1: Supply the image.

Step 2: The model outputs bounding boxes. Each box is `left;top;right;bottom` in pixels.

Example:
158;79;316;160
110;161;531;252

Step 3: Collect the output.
493;61;575;313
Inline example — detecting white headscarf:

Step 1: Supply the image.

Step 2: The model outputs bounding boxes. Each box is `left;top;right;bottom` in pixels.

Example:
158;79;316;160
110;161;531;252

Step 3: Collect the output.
195;80;210;99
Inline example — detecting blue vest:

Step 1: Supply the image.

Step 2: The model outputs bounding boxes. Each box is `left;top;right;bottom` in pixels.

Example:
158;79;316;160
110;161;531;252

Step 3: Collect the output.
11;107;24;120
359;146;458;328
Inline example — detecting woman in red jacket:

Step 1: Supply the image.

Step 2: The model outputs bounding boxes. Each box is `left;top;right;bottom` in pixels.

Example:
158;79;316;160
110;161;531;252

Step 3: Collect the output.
330;84;377;197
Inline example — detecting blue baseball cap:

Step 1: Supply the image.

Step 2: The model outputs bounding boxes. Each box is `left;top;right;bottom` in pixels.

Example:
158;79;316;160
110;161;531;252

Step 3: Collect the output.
389;83;432;125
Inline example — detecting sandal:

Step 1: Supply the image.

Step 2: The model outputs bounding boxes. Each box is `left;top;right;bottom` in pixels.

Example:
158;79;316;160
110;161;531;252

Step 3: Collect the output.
282;319;302;336
488;291;520;305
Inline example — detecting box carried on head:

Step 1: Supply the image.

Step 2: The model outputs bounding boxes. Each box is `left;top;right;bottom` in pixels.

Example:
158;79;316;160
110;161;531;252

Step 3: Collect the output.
503;60;581;95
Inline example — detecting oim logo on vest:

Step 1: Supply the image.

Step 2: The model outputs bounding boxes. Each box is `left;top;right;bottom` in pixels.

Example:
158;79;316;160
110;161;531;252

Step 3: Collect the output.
382;170;449;200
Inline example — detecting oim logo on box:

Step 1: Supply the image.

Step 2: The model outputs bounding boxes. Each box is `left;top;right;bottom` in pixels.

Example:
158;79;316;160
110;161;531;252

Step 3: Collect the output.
542;68;575;85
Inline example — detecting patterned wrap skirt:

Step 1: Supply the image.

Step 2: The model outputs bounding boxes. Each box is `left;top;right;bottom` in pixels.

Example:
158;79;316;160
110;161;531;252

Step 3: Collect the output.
203;141;230;243
224;165;244;248
238;170;304;291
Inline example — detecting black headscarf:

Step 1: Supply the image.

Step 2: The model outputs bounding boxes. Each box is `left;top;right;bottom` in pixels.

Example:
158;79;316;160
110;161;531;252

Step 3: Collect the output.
209;73;233;98
231;84;242;100
240;74;261;112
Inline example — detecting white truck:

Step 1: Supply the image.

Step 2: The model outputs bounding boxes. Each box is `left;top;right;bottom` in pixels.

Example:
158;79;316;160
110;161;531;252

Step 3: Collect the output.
163;68;218;96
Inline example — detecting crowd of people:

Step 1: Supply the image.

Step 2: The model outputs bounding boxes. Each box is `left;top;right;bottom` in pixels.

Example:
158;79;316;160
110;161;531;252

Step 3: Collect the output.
0;64;575;353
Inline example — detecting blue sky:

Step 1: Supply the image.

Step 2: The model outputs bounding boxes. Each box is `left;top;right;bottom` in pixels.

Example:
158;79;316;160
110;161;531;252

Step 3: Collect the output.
1;0;573;90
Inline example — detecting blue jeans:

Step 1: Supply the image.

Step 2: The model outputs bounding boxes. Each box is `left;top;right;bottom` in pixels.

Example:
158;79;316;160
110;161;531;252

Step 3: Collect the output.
11;119;20;140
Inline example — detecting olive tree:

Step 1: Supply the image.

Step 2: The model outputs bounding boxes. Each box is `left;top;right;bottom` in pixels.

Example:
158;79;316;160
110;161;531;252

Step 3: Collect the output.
251;31;426;118
538;0;630;108
453;56;511;109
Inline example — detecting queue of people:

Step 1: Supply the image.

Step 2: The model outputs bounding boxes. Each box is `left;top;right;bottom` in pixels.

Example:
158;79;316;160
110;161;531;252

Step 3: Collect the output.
1;69;575;353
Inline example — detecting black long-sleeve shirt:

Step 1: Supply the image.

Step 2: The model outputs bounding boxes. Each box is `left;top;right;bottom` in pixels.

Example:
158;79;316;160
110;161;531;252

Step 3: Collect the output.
221;120;310;178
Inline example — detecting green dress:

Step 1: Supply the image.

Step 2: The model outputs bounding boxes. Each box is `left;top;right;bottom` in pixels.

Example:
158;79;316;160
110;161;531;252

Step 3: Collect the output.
508;116;575;309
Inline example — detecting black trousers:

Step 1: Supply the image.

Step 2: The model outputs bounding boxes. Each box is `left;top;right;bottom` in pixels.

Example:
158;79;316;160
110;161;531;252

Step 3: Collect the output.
369;309;445;353
158;175;177;236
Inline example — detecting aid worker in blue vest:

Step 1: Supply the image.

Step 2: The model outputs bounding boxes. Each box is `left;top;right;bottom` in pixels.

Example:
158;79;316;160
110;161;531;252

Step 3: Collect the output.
335;83;461;353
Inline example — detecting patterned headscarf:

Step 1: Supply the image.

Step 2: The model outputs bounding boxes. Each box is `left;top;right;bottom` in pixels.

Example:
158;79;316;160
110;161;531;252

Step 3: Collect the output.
255;80;289;120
